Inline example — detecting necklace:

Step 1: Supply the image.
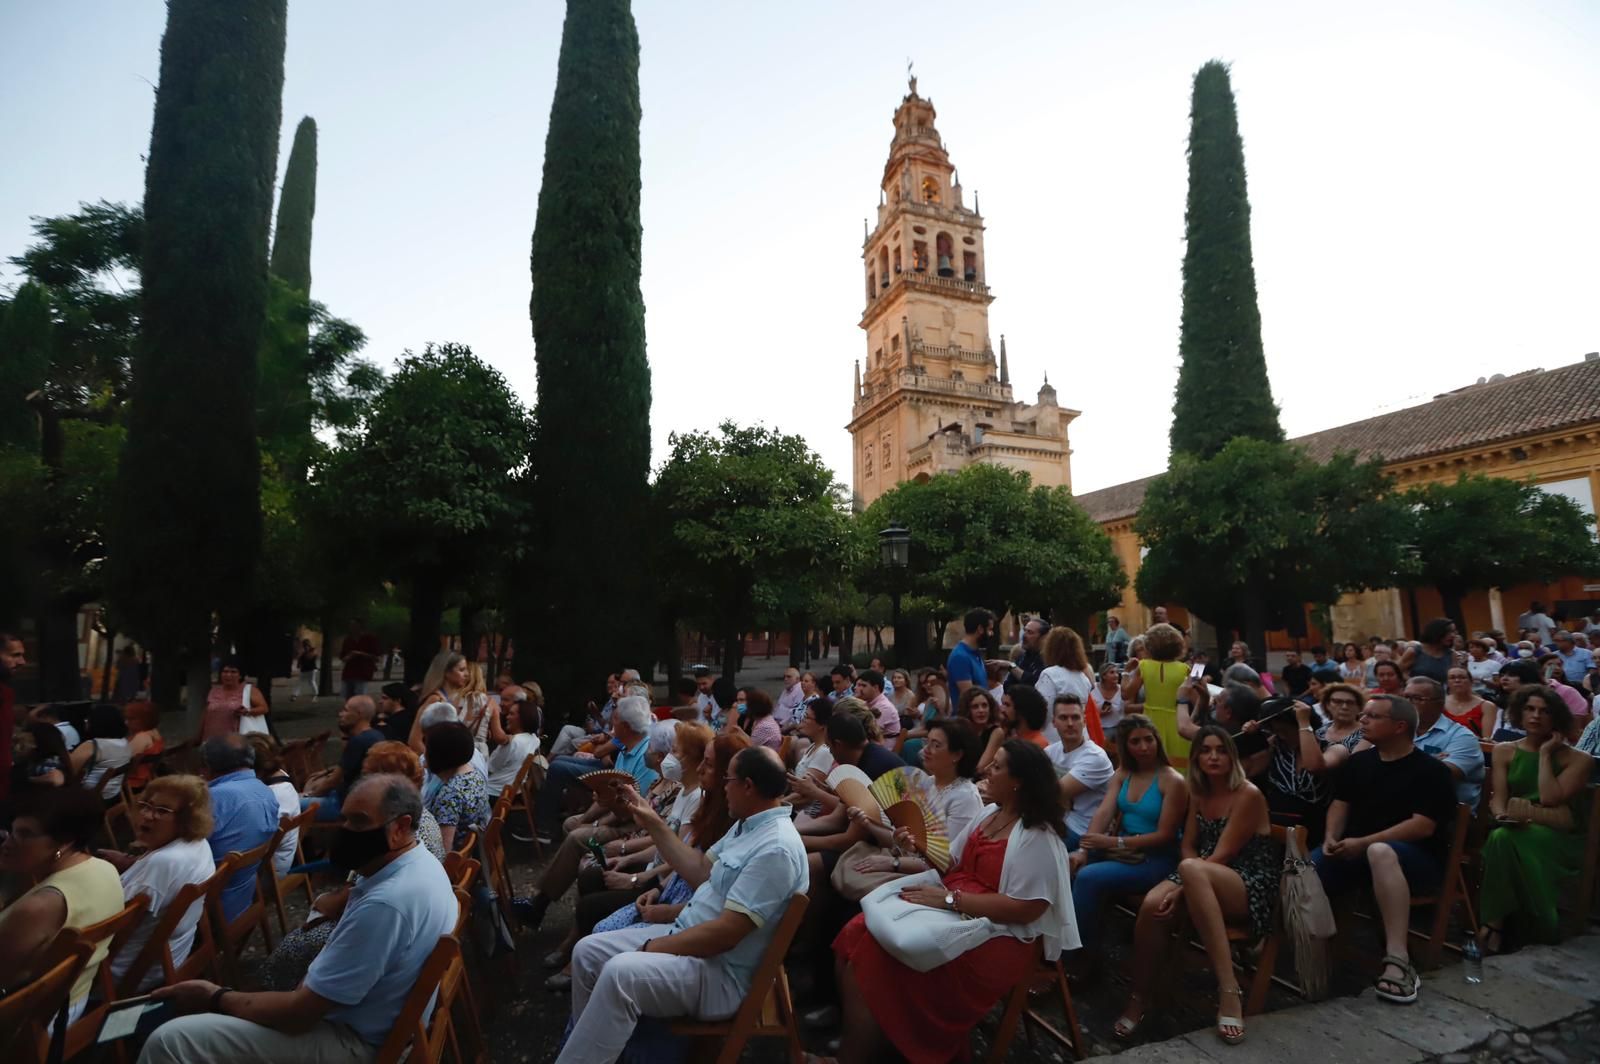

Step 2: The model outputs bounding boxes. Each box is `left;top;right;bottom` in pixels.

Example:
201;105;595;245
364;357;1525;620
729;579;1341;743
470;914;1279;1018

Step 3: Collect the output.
982;810;1018;838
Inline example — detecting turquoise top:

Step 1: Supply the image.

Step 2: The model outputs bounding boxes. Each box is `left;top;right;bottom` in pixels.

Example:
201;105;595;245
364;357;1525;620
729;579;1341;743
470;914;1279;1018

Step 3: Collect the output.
1116;773;1165;836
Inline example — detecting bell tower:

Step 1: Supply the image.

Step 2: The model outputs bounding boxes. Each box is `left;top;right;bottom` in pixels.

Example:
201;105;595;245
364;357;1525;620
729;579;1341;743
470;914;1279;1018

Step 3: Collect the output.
848;74;1077;506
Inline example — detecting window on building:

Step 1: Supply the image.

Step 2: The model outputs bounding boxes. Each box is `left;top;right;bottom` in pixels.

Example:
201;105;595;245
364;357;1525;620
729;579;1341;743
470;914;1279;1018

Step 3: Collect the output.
921;176;940;204
893;246;902;274
912;240;928;273
936;232;954;277
963;251;978;282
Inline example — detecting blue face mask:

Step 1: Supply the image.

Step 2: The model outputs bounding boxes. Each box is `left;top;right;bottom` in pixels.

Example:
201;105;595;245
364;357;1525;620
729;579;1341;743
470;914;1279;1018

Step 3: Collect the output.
735;702;747;714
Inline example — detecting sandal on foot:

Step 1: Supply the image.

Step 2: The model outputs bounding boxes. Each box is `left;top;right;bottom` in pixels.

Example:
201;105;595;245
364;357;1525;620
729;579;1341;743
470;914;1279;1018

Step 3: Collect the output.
1215;987;1246;1045
1113;993;1144;1040
1478;925;1504;956
1374;954;1420;1004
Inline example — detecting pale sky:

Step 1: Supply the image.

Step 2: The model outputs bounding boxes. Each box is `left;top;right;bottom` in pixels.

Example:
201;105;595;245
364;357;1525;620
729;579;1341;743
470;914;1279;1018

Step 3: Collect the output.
3;1;1596;496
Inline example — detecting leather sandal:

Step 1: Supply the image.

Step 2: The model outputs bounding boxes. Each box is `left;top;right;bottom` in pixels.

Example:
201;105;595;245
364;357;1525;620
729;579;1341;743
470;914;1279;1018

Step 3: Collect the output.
1215;986;1246;1044
1374;954;1419;1004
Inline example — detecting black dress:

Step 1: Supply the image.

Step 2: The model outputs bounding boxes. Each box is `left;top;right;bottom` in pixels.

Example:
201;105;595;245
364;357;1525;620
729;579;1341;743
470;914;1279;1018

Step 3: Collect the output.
1168;812;1284;939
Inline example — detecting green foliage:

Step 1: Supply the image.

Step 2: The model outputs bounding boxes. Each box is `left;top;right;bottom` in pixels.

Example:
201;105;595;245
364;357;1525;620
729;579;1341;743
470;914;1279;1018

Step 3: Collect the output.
1170;60;1282;460
261;116;319;478
1405;474;1600;622
108;0;288;658
861;464;1126;621
318;343;531;675
523;0;651;702
654;422;858;674
269;117;316;292
257;275;373;471
1134;438;1409;643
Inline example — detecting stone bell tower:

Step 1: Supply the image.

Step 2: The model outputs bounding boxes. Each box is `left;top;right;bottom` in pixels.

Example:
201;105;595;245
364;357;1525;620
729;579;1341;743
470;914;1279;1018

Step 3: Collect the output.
847;73;1077;508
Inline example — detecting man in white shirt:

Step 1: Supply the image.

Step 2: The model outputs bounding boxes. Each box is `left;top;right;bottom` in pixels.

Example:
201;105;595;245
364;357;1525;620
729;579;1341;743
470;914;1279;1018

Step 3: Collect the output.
774;667;806;728
693;667;721;725
1517;601;1556;647
1044;695;1113;852
557;747;807;1064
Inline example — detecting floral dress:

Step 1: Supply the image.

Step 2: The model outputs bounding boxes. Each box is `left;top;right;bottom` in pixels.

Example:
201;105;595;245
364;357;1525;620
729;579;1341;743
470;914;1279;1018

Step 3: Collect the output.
428;770;491;836
1167;812;1283;939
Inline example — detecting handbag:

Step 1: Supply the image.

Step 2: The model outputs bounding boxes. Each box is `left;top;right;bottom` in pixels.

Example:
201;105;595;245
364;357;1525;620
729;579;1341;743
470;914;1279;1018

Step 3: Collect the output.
860;868;984;973
830;839;906;901
238;683;270;735
1279;826;1335;999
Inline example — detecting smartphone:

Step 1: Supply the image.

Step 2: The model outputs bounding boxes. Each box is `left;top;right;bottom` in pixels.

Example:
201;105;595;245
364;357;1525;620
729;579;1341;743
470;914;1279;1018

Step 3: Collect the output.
1189;663;1206;680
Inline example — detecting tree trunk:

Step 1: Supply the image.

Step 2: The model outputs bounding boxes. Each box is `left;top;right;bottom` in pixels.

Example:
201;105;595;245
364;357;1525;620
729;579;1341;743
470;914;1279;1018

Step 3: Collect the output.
459;603;482;663
318;614;335;695
1437;586;1467;636
149;651;182;719
37;597;84;701
407;568;445;686
100;629;116;700
721;626;740;685
185;656;210;737
788;613;806;668
1243;597;1268;676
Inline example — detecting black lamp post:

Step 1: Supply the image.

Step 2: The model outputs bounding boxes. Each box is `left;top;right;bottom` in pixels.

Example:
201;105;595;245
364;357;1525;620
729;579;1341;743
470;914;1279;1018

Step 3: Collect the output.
879;523;911;663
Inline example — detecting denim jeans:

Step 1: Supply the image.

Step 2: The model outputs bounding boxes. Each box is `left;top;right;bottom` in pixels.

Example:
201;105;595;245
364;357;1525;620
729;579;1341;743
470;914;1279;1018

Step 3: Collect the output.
1071;849;1180;949
537;755;594;833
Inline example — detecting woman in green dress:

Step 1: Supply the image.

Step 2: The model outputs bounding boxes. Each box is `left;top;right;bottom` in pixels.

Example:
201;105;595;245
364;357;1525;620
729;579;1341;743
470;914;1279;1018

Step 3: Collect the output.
1479;684;1593;951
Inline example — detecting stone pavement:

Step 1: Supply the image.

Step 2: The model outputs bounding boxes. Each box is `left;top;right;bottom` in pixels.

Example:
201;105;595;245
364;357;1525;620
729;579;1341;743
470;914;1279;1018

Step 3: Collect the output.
1112;934;1600;1063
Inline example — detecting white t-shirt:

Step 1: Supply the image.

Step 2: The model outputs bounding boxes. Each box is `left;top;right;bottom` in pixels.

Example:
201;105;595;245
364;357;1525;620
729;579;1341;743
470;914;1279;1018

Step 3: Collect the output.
268;780;299;876
111;838;216;991
795;740;835;779
913;773;986;866
1092;686;1125;732
665;785;703;836
1045;739;1114;836
485;732;541;792
1466;658;1500;686
82;738;133;799
1035;666;1094;745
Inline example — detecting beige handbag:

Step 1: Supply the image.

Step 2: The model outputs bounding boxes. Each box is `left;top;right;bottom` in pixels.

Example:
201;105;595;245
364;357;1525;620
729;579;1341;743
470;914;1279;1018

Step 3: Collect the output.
1279;827;1335;999
829;839;906;901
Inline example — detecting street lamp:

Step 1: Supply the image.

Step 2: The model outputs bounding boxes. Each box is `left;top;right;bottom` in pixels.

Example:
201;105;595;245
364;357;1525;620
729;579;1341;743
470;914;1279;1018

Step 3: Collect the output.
879;523;911;663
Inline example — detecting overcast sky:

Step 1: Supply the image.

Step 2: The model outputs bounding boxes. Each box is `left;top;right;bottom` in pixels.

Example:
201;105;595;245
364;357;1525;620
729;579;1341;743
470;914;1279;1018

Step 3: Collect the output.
3;1;1596;495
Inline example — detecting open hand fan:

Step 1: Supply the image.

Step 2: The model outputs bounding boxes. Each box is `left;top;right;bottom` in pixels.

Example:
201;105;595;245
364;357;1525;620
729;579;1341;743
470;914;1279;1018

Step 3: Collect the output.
579;769;635;795
884;800;928;854
870;768;954;871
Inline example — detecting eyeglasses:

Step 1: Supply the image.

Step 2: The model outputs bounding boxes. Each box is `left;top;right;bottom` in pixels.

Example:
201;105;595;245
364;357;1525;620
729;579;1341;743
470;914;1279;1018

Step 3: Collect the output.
137;801;178;818
1328;697;1359;707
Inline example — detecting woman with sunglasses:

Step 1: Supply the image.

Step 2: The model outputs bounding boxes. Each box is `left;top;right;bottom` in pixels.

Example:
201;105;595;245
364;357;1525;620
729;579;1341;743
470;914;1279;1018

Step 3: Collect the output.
99;775;217;991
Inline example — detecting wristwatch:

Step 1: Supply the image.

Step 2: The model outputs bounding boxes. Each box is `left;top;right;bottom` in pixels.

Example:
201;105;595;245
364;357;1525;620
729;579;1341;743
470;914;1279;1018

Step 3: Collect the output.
892;854;901;873
210;986;233;1013
944;891;957;911
631;874;638;887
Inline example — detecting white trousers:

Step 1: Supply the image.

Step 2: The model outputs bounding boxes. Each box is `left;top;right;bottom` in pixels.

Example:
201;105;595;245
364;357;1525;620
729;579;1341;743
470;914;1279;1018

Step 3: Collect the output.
138;1015;373;1064
550;724;590;758
554;924;745;1064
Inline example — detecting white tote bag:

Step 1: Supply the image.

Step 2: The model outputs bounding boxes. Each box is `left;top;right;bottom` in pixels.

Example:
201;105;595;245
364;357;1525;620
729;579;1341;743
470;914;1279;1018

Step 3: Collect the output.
859;868;995;973
238;682;270;735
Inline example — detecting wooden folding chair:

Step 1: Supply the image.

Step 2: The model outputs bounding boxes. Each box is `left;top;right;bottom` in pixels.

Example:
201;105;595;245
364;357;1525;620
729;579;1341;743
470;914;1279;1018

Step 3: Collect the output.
373;936;486;1064
0;940;92;1064
117;863;229;996
519;755;544;854
1408;803;1472;969
985;939;1086;1063
208;838;277;984
669;894;809;1064
55;896;149;1062
1563;786;1600;935
279;738;312;790
100;766;134;848
478;816;519;958
263;807;319;936
443;853;480;892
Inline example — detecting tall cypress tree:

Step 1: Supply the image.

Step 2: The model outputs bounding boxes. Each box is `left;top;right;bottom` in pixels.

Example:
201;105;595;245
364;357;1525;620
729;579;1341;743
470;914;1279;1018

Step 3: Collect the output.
261;115;318;476
109;0;287;709
523;0;651;706
1169;60;1282;459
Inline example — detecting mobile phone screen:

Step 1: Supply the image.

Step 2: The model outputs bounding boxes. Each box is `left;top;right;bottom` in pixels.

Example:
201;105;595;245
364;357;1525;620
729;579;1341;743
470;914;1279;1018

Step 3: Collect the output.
1189;663;1206;680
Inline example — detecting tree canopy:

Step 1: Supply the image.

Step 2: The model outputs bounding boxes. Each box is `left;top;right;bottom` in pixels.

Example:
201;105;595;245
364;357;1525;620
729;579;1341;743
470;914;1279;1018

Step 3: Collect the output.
522;0;652;707
1134;437;1410;656
1170;59;1282;459
1405;474;1600;627
654;422;857;678
318;343;531;681
862;464;1126;628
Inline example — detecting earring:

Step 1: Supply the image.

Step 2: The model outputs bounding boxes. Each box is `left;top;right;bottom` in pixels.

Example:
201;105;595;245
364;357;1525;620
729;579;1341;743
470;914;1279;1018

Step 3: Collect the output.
54;849;63;861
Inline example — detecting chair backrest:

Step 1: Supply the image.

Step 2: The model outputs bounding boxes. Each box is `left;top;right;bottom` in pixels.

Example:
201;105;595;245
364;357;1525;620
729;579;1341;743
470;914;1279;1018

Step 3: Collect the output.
76;894;150;996
479;816;516;927
443;853;480;891
0;940;92;1064
211;836;276;938
717;894;809;1033
373;935;468;1064
511;753;534;794
116;863;227;995
453;887;472;938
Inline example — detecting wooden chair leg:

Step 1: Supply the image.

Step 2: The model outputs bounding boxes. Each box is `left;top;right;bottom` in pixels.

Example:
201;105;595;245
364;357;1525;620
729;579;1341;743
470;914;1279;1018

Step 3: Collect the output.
271;886;290;938
1246;933;1279;1015
1052;960;1086;1060
983;982;1028;1064
1419;876;1459;971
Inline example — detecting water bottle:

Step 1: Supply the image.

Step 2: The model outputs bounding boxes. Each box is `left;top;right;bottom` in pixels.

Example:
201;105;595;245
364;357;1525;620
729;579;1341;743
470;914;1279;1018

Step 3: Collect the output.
1462;934;1483;984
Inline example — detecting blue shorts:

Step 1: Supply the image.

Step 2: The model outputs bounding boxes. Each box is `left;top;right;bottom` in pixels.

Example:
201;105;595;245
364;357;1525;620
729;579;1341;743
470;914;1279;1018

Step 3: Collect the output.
1311;839;1442;896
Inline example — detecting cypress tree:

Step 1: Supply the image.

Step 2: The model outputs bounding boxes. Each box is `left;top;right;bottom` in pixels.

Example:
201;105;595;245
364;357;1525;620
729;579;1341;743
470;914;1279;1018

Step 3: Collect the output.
261;115;318;476
109;0;287;706
1169;60;1283;459
523;0;651;706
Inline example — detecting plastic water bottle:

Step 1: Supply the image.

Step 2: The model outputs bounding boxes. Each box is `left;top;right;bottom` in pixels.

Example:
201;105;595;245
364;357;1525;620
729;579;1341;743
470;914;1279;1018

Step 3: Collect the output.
1462;934;1483;984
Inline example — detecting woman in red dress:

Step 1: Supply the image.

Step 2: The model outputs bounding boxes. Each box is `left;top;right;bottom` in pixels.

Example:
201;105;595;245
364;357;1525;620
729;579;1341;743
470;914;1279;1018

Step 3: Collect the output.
825;740;1078;1064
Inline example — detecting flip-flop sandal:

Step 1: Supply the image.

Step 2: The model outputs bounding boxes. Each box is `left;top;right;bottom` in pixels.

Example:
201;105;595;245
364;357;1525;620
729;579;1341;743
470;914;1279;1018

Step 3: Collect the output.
1215;987;1246;1045
1374;954;1420;1004
1113;993;1144;1040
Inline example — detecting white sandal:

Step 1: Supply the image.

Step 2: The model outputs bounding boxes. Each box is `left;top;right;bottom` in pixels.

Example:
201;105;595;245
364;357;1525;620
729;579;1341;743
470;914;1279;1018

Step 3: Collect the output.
1215;987;1245;1045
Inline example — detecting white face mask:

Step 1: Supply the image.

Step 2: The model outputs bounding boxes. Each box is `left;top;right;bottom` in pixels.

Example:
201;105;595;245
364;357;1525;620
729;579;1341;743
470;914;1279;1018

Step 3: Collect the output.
661;753;683;782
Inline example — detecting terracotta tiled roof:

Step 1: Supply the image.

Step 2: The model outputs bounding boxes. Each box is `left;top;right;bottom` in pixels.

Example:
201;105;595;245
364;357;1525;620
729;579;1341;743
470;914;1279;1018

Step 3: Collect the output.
1075;358;1600;524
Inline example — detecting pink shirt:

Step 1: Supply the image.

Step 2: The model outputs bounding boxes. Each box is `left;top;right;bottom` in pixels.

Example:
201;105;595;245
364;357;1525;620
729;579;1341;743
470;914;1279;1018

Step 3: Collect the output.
750;715;783;751
868;691;901;737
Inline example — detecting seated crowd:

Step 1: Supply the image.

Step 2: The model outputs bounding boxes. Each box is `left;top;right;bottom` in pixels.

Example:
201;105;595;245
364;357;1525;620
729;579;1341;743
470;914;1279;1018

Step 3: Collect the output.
2;609;1596;1063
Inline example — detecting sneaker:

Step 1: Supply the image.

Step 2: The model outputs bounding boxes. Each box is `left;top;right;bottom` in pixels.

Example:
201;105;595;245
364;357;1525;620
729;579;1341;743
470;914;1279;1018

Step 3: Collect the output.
544;972;572;992
512;894;551;931
543;949;567;970
802;1004;840;1029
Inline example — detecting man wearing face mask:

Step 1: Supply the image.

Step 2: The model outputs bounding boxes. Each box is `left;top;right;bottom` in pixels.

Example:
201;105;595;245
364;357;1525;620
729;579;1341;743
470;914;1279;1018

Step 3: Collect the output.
139;774;455;1063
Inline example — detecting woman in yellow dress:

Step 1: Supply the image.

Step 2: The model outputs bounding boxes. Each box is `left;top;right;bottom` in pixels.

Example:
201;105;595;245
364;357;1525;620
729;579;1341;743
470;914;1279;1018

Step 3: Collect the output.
1122;623;1190;766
